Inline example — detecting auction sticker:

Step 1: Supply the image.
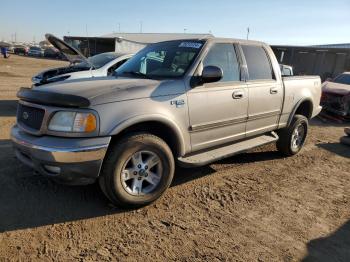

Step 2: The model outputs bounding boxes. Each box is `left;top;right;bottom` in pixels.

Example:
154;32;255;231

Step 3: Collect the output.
179;42;202;49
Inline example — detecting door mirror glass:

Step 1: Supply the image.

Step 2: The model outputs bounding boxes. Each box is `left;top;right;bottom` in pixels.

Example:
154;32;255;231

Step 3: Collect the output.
201;66;223;84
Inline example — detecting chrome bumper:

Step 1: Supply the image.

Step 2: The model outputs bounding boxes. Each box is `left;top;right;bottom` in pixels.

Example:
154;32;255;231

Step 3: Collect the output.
11;125;111;185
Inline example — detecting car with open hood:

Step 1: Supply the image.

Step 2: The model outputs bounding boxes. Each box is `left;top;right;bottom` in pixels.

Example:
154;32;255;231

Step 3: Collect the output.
32;34;133;86
321;72;350;117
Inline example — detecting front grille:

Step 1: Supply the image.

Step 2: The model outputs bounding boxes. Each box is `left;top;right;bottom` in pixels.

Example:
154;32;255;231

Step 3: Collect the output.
17;104;45;131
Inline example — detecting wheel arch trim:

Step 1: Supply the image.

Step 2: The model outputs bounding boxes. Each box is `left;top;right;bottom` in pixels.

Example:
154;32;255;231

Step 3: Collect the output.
287;98;313;127
107;114;187;156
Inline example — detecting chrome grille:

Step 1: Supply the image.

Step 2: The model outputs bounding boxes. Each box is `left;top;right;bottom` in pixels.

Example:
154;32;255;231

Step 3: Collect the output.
17;103;45;131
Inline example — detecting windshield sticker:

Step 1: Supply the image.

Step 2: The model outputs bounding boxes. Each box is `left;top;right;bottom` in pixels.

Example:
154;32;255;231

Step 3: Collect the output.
179;42;202;49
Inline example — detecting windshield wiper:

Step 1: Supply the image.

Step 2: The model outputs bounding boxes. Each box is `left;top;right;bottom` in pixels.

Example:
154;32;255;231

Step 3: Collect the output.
121;71;153;79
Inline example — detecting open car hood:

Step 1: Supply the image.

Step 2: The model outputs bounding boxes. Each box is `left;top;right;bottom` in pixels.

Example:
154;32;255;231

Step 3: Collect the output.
322;81;350;96
45;33;93;67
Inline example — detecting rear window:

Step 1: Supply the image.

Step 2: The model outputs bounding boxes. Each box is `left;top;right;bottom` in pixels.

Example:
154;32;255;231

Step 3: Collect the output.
88;53;119;69
333;74;350;85
242;45;274;80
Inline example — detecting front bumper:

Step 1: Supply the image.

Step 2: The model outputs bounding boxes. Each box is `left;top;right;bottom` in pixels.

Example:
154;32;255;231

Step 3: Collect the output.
11;125;111;185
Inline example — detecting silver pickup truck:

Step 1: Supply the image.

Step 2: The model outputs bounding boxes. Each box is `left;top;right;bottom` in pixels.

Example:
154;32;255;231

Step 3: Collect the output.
11;37;322;207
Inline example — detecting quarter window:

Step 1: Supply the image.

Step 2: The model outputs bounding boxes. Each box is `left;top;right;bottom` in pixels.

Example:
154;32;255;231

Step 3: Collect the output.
203;43;240;82
242;45;274;80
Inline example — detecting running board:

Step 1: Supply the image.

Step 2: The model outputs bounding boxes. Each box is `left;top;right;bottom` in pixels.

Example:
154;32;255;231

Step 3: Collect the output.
178;132;279;167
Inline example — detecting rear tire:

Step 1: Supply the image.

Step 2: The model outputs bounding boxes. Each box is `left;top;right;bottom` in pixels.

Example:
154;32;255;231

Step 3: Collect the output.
276;114;308;156
99;133;175;208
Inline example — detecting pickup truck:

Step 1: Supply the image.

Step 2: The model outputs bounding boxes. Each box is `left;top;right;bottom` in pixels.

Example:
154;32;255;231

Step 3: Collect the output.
11;37;322;207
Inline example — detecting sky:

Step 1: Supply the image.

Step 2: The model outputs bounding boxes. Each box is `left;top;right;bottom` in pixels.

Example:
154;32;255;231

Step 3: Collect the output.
1;0;349;46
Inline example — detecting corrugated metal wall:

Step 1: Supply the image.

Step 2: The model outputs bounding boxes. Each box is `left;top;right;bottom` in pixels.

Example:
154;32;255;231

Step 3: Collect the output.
114;40;146;54
272;46;350;81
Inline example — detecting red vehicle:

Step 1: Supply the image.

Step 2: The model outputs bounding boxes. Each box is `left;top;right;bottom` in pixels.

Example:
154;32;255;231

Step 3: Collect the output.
14;45;29;55
321;72;350;117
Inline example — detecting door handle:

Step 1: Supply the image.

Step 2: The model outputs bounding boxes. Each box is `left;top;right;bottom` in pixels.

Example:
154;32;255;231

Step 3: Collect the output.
232;91;244;99
270;87;279;94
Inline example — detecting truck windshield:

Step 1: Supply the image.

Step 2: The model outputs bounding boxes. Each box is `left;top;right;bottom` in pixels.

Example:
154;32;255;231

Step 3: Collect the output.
333;74;350;85
115;40;204;79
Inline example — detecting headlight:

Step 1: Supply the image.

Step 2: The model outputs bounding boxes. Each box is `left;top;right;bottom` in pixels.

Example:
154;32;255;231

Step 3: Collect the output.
48;111;97;133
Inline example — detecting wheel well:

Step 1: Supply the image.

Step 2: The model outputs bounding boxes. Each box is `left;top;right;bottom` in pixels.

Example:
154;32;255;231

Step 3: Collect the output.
110;121;181;157
295;100;313;119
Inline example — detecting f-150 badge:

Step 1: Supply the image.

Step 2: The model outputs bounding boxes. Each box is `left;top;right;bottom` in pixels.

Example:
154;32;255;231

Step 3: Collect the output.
170;99;185;108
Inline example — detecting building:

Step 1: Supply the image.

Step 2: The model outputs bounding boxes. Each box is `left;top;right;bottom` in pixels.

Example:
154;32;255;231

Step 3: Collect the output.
272;44;350;81
312;43;350;49
63;32;350;81
64;32;213;57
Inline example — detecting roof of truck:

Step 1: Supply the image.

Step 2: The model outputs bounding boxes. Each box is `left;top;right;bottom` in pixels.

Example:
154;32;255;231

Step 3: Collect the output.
153;36;267;46
101;32;214;44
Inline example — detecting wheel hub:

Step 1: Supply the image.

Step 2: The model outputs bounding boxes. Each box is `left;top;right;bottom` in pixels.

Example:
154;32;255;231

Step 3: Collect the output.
120;151;162;196
139;169;147;177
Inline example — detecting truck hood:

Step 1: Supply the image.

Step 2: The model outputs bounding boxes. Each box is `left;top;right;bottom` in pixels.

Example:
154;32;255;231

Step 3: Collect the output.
322;81;350;96
33;77;184;105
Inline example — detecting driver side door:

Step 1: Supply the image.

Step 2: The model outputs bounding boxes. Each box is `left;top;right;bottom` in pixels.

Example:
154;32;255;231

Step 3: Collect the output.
187;43;248;152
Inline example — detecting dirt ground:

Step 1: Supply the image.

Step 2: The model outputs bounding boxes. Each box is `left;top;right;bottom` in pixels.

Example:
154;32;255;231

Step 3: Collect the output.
0;55;349;262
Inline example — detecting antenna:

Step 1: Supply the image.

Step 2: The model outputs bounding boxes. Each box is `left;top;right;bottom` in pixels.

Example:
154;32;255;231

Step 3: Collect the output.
86;24;91;57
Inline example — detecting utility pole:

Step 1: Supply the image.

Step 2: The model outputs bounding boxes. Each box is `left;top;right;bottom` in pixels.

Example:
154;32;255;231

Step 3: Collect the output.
86;24;90;57
118;23;121;33
246;27;250;40
184;28;187;34
140;21;143;33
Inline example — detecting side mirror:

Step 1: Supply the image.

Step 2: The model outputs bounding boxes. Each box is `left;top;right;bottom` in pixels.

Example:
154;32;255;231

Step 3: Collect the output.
201;66;223;84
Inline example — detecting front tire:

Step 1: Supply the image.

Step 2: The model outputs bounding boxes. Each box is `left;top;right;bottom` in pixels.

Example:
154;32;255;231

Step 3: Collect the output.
99;133;175;207
276;114;308;156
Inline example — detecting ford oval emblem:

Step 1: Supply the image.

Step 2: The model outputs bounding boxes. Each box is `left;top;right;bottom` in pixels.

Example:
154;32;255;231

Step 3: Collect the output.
22;111;29;120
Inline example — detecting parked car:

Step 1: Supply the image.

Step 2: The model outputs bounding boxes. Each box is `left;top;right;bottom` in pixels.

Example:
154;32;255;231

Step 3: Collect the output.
32;34;133;86
14;45;29;55
28;46;44;57
12;37;322;207
43;47;61;59
8;46;15;54
321;72;350;116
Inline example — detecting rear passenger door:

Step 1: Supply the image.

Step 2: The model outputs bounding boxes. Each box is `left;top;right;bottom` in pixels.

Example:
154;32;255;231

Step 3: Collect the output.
241;45;283;136
187;43;248;152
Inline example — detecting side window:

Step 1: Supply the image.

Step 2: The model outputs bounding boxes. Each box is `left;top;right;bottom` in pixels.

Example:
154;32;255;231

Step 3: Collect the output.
109;59;128;74
241;45;274;80
203;43;240;82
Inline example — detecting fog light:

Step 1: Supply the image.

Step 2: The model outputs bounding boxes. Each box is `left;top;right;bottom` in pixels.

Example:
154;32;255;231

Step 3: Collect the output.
43;165;61;175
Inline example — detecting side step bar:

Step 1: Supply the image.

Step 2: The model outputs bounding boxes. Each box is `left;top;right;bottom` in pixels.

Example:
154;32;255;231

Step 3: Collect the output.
178;132;279;167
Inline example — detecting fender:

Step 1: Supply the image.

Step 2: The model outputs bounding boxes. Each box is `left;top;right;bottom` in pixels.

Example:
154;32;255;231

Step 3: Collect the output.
108;114;187;156
287;98;313;127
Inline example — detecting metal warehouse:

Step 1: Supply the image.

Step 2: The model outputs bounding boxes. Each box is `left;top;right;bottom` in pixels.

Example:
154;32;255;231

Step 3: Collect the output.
272;44;350;81
64;33;212;57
